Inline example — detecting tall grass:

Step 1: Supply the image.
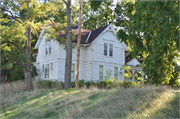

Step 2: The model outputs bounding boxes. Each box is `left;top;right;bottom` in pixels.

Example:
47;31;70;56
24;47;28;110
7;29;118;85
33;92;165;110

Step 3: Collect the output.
0;83;179;119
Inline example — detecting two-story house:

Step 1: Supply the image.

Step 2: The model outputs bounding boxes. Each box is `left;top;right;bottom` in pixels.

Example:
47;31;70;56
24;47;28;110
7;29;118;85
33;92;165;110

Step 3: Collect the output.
33;24;129;82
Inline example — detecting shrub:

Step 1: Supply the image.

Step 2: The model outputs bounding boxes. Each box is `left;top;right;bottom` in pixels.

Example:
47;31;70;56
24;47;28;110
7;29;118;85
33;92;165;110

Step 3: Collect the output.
36;80;64;89
105;79;114;88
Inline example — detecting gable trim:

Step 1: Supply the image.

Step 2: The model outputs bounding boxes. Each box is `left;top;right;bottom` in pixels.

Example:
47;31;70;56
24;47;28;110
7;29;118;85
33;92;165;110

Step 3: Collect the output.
91;24;114;44
126;58;141;66
35;27;46;49
85;31;91;43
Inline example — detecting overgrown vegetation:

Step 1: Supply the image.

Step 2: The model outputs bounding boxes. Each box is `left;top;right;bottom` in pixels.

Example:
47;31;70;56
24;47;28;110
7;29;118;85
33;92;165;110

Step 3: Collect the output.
0;83;179;118
116;1;180;86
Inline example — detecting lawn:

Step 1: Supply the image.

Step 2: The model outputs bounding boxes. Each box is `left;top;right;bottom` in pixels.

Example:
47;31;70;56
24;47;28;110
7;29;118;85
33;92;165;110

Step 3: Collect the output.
0;85;179;118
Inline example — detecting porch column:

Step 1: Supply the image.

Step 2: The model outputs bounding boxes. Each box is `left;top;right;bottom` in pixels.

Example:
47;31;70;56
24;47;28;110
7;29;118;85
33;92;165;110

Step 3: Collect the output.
142;71;144;84
132;69;135;82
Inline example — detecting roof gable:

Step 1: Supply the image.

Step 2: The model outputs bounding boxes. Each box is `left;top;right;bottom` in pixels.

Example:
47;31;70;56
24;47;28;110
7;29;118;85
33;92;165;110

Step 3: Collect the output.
35;24;128;50
35;27;46;49
126;58;141;66
86;25;109;44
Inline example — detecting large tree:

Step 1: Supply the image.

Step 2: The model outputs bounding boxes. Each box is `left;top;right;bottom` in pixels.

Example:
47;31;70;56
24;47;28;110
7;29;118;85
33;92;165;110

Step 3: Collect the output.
117;1;179;86
0;0;54;89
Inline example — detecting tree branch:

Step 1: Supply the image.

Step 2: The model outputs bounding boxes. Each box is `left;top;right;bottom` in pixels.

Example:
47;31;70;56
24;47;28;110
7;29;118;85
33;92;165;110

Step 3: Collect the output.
0;7;24;24
48;19;64;37
1;41;24;53
62;0;67;5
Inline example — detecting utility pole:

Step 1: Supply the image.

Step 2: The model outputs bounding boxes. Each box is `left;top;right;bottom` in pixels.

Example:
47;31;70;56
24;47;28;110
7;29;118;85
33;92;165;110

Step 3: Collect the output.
75;0;83;90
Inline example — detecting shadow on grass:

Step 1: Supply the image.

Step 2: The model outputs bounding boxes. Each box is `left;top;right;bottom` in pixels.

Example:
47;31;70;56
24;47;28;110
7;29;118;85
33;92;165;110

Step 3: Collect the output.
151;91;180;118
70;87;173;118
1;86;178;119
0;88;79;118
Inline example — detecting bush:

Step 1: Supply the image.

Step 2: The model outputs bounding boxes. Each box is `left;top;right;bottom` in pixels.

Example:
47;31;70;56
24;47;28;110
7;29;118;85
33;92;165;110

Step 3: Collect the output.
36;80;64;89
35;79;141;89
71;80;85;88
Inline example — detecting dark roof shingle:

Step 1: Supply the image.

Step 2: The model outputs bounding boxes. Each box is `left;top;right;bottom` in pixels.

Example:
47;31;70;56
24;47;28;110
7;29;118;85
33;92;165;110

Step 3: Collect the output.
125;58;134;64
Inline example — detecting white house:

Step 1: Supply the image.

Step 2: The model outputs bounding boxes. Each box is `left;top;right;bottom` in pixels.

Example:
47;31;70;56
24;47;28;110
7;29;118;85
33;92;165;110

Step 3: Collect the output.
33;24;129;82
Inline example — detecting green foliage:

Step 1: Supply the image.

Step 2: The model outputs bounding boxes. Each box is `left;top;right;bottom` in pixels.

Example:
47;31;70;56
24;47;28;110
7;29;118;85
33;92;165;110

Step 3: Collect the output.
82;0;115;30
90;0;102;11
36;80;64;89
121;65;132;80
0;1;58;85
71;80;85;88
135;71;142;84
104;69;113;80
122;79;136;88
31;65;38;79
8;66;24;82
116;1;179;86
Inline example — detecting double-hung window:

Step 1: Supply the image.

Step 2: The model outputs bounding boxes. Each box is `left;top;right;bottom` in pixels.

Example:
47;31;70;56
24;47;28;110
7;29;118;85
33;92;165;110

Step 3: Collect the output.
114;67;118;80
71;64;75;79
45;64;49;78
109;44;113;57
99;65;103;80
45;41;51;55
104;43;108;56
104;43;113;57
49;42;51;54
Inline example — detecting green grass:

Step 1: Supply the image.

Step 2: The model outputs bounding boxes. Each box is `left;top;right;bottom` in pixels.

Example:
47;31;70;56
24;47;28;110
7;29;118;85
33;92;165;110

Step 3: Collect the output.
0;86;179;119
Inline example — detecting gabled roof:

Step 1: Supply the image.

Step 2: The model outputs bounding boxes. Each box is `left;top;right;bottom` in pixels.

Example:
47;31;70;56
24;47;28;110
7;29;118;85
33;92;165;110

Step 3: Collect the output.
125;58;134;64
35;24;128;50
72;28;91;44
86;25;109;44
72;25;109;44
125;58;141;66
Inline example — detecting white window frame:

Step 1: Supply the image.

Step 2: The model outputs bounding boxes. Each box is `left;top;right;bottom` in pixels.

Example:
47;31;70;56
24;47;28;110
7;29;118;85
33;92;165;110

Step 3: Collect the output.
45;64;49;79
109;44;113;57
49;42;51;54
104;43;108;56
99;65;103;80
104;43;113;57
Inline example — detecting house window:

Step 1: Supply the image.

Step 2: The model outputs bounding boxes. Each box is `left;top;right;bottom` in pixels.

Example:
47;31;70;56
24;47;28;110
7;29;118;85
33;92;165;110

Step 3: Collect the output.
51;63;53;70
71;64;75;79
42;65;44;72
114;67;118;80
99;65;103;80
104;43;108;56
45;42;48;55
109;44;113;57
45;64;49;78
49;42;51;54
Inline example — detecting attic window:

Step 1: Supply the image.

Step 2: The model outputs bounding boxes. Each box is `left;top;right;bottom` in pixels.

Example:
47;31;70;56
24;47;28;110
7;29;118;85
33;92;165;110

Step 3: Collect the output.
45;41;51;55
109;27;111;29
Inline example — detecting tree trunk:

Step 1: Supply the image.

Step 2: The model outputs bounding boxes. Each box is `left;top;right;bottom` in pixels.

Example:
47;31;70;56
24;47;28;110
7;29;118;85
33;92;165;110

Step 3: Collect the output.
1;70;6;84
1;60;7;84
64;0;72;89
75;0;82;90
24;1;33;90
24;64;32;89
